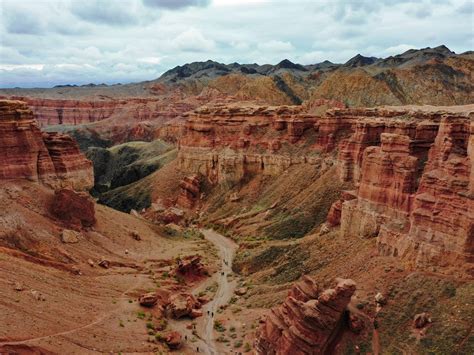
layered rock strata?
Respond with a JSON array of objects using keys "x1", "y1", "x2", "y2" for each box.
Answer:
[
  {"x1": 176, "y1": 175, "x2": 201, "y2": 208},
  {"x1": 0, "y1": 100, "x2": 93, "y2": 191},
  {"x1": 335, "y1": 108, "x2": 473, "y2": 271},
  {"x1": 177, "y1": 104, "x2": 328, "y2": 184},
  {"x1": 255, "y1": 277, "x2": 356, "y2": 355},
  {"x1": 176, "y1": 102, "x2": 473, "y2": 271},
  {"x1": 2, "y1": 96, "x2": 195, "y2": 127},
  {"x1": 377, "y1": 116, "x2": 473, "y2": 267},
  {"x1": 43, "y1": 132, "x2": 94, "y2": 191}
]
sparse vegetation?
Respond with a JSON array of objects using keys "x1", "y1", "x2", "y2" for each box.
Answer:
[
  {"x1": 137, "y1": 311, "x2": 146, "y2": 319},
  {"x1": 234, "y1": 339, "x2": 243, "y2": 348},
  {"x1": 214, "y1": 320, "x2": 226, "y2": 332}
]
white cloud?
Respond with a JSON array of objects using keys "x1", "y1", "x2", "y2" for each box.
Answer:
[
  {"x1": 383, "y1": 44, "x2": 417, "y2": 56},
  {"x1": 139, "y1": 57, "x2": 165, "y2": 64},
  {"x1": 258, "y1": 40, "x2": 294, "y2": 52},
  {"x1": 173, "y1": 28, "x2": 216, "y2": 52}
]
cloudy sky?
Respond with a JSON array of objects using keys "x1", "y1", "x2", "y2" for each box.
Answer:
[{"x1": 0, "y1": 0, "x2": 472, "y2": 88}]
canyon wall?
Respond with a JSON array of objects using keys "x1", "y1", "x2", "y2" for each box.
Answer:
[
  {"x1": 2, "y1": 96, "x2": 196, "y2": 127},
  {"x1": 176, "y1": 103, "x2": 337, "y2": 184},
  {"x1": 175, "y1": 102, "x2": 473, "y2": 272},
  {"x1": 0, "y1": 100, "x2": 93, "y2": 191},
  {"x1": 329, "y1": 107, "x2": 473, "y2": 273}
]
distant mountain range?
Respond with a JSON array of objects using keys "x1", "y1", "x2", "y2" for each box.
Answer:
[
  {"x1": 158, "y1": 45, "x2": 463, "y2": 82},
  {"x1": 1, "y1": 45, "x2": 472, "y2": 107},
  {"x1": 154, "y1": 45, "x2": 473, "y2": 106}
]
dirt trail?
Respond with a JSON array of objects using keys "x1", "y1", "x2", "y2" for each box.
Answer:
[
  {"x1": 172, "y1": 229, "x2": 238, "y2": 355},
  {"x1": 200, "y1": 229, "x2": 238, "y2": 354}
]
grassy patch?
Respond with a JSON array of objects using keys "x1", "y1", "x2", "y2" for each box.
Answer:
[{"x1": 377, "y1": 273, "x2": 474, "y2": 354}]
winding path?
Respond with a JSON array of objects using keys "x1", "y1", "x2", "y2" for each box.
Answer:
[
  {"x1": 2, "y1": 229, "x2": 238, "y2": 354},
  {"x1": 171, "y1": 229, "x2": 238, "y2": 354},
  {"x1": 199, "y1": 229, "x2": 238, "y2": 355}
]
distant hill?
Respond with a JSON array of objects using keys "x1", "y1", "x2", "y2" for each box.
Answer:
[{"x1": 1, "y1": 45, "x2": 472, "y2": 107}]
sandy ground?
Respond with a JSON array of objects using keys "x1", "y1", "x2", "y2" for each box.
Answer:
[{"x1": 0, "y1": 182, "x2": 217, "y2": 354}]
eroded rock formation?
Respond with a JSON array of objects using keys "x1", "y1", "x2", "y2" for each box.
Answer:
[
  {"x1": 0, "y1": 100, "x2": 93, "y2": 191},
  {"x1": 176, "y1": 102, "x2": 473, "y2": 272},
  {"x1": 176, "y1": 175, "x2": 201, "y2": 208},
  {"x1": 332, "y1": 107, "x2": 473, "y2": 272},
  {"x1": 177, "y1": 103, "x2": 338, "y2": 184},
  {"x1": 43, "y1": 132, "x2": 94, "y2": 191},
  {"x1": 255, "y1": 277, "x2": 356, "y2": 355},
  {"x1": 51, "y1": 189, "x2": 96, "y2": 229},
  {"x1": 2, "y1": 96, "x2": 194, "y2": 127}
]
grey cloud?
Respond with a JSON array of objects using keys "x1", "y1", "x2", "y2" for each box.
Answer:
[
  {"x1": 70, "y1": 0, "x2": 141, "y2": 26},
  {"x1": 412, "y1": 6, "x2": 432, "y2": 18},
  {"x1": 4, "y1": 8, "x2": 44, "y2": 34},
  {"x1": 142, "y1": 0, "x2": 211, "y2": 9},
  {"x1": 456, "y1": 1, "x2": 473, "y2": 14}
]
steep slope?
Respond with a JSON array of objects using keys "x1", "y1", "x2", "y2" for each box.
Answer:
[
  {"x1": 0, "y1": 100, "x2": 93, "y2": 191},
  {"x1": 86, "y1": 139, "x2": 175, "y2": 194},
  {"x1": 0, "y1": 100, "x2": 218, "y2": 354}
]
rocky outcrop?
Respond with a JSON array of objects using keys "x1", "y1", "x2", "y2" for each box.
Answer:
[
  {"x1": 326, "y1": 190, "x2": 357, "y2": 227},
  {"x1": 43, "y1": 132, "x2": 93, "y2": 191},
  {"x1": 2, "y1": 96, "x2": 194, "y2": 127},
  {"x1": 0, "y1": 100, "x2": 93, "y2": 191},
  {"x1": 255, "y1": 277, "x2": 356, "y2": 355},
  {"x1": 51, "y1": 189, "x2": 96, "y2": 229},
  {"x1": 378, "y1": 115, "x2": 474, "y2": 268},
  {"x1": 165, "y1": 293, "x2": 202, "y2": 319},
  {"x1": 176, "y1": 175, "x2": 201, "y2": 208},
  {"x1": 0, "y1": 100, "x2": 58, "y2": 186},
  {"x1": 176, "y1": 102, "x2": 473, "y2": 271},
  {"x1": 173, "y1": 255, "x2": 206, "y2": 277}
]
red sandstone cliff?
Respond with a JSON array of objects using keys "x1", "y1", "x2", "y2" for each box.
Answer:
[
  {"x1": 176, "y1": 103, "x2": 340, "y2": 184},
  {"x1": 328, "y1": 107, "x2": 473, "y2": 273},
  {"x1": 0, "y1": 100, "x2": 93, "y2": 191},
  {"x1": 255, "y1": 277, "x2": 356, "y2": 354},
  {"x1": 175, "y1": 102, "x2": 473, "y2": 272}
]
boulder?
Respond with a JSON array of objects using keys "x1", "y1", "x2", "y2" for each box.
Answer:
[
  {"x1": 164, "y1": 331, "x2": 182, "y2": 350},
  {"x1": 414, "y1": 312, "x2": 432, "y2": 328},
  {"x1": 166, "y1": 293, "x2": 201, "y2": 319},
  {"x1": 139, "y1": 292, "x2": 159, "y2": 307},
  {"x1": 190, "y1": 309, "x2": 203, "y2": 318},
  {"x1": 51, "y1": 189, "x2": 96, "y2": 229},
  {"x1": 98, "y1": 259, "x2": 110, "y2": 269},
  {"x1": 175, "y1": 255, "x2": 206, "y2": 277},
  {"x1": 235, "y1": 287, "x2": 248, "y2": 296},
  {"x1": 60, "y1": 229, "x2": 81, "y2": 244},
  {"x1": 375, "y1": 292, "x2": 387, "y2": 305}
]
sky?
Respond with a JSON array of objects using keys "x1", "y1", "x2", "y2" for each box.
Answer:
[{"x1": 0, "y1": 0, "x2": 472, "y2": 88}]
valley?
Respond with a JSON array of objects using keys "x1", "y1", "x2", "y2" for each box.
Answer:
[{"x1": 0, "y1": 45, "x2": 473, "y2": 355}]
